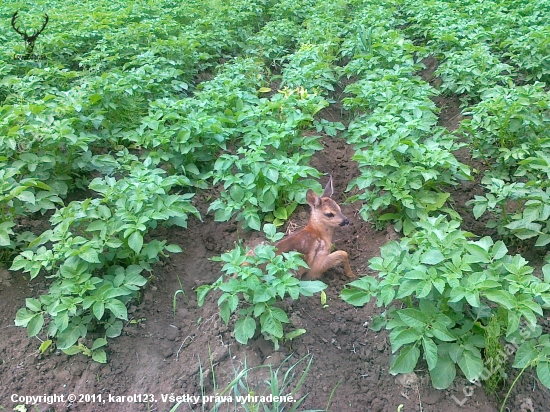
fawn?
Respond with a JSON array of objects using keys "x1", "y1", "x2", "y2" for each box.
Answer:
[{"x1": 274, "y1": 177, "x2": 356, "y2": 280}]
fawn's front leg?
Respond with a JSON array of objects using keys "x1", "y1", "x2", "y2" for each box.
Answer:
[{"x1": 306, "y1": 250, "x2": 356, "y2": 280}]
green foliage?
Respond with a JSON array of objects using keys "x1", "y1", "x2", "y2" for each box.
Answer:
[
  {"x1": 282, "y1": 44, "x2": 338, "y2": 93},
  {"x1": 401, "y1": 0, "x2": 550, "y2": 91},
  {"x1": 484, "y1": 315, "x2": 505, "y2": 394},
  {"x1": 204, "y1": 86, "x2": 327, "y2": 229},
  {"x1": 435, "y1": 44, "x2": 513, "y2": 101},
  {"x1": 2, "y1": 0, "x2": 359, "y2": 359},
  {"x1": 460, "y1": 83, "x2": 550, "y2": 176},
  {"x1": 467, "y1": 177, "x2": 550, "y2": 247},
  {"x1": 10, "y1": 155, "x2": 193, "y2": 357},
  {"x1": 460, "y1": 83, "x2": 550, "y2": 246},
  {"x1": 197, "y1": 225, "x2": 326, "y2": 349},
  {"x1": 342, "y1": 68, "x2": 470, "y2": 232},
  {"x1": 341, "y1": 215, "x2": 550, "y2": 390},
  {"x1": 246, "y1": 19, "x2": 300, "y2": 65}
]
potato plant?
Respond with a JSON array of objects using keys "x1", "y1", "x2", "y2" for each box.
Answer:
[
  {"x1": 11, "y1": 155, "x2": 197, "y2": 358},
  {"x1": 197, "y1": 225, "x2": 326, "y2": 349},
  {"x1": 342, "y1": 215, "x2": 550, "y2": 390},
  {"x1": 340, "y1": 15, "x2": 471, "y2": 233},
  {"x1": 339, "y1": 0, "x2": 550, "y2": 395}
]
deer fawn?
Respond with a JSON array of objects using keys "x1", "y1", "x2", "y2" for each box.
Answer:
[{"x1": 274, "y1": 177, "x2": 356, "y2": 280}]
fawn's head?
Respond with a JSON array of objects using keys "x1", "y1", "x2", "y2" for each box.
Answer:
[{"x1": 306, "y1": 176, "x2": 349, "y2": 229}]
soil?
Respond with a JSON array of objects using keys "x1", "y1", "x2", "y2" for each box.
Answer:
[{"x1": 2, "y1": 70, "x2": 550, "y2": 412}]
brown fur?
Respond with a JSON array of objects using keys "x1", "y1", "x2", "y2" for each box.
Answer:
[{"x1": 274, "y1": 178, "x2": 356, "y2": 280}]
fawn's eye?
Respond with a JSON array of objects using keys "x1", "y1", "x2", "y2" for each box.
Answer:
[{"x1": 325, "y1": 212, "x2": 334, "y2": 218}]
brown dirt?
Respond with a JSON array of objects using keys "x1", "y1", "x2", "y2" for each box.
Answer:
[{"x1": 1, "y1": 92, "x2": 549, "y2": 412}]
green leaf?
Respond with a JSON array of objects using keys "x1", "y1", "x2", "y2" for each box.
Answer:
[
  {"x1": 431, "y1": 324, "x2": 456, "y2": 342},
  {"x1": 491, "y1": 241, "x2": 508, "y2": 260},
  {"x1": 380, "y1": 286, "x2": 396, "y2": 306},
  {"x1": 285, "y1": 329, "x2": 306, "y2": 341},
  {"x1": 465, "y1": 244, "x2": 490, "y2": 263},
  {"x1": 227, "y1": 294, "x2": 239, "y2": 313},
  {"x1": 92, "y1": 338, "x2": 108, "y2": 351},
  {"x1": 391, "y1": 328, "x2": 421, "y2": 353},
  {"x1": 105, "y1": 299, "x2": 128, "y2": 320},
  {"x1": 16, "y1": 190, "x2": 35, "y2": 204},
  {"x1": 230, "y1": 185, "x2": 245, "y2": 203},
  {"x1": 397, "y1": 280, "x2": 419, "y2": 299},
  {"x1": 62, "y1": 345, "x2": 83, "y2": 355},
  {"x1": 429, "y1": 355, "x2": 456, "y2": 389},
  {"x1": 15, "y1": 308, "x2": 36, "y2": 327},
  {"x1": 465, "y1": 291, "x2": 481, "y2": 308},
  {"x1": 26, "y1": 298, "x2": 42, "y2": 312},
  {"x1": 79, "y1": 247, "x2": 101, "y2": 263},
  {"x1": 271, "y1": 307, "x2": 290, "y2": 323},
  {"x1": 10, "y1": 256, "x2": 28, "y2": 271},
  {"x1": 260, "y1": 311, "x2": 284, "y2": 339},
  {"x1": 92, "y1": 348, "x2": 107, "y2": 363},
  {"x1": 234, "y1": 317, "x2": 257, "y2": 345},
  {"x1": 93, "y1": 301, "x2": 105, "y2": 320},
  {"x1": 472, "y1": 203, "x2": 487, "y2": 219},
  {"x1": 214, "y1": 207, "x2": 233, "y2": 222},
  {"x1": 537, "y1": 361, "x2": 550, "y2": 389},
  {"x1": 253, "y1": 284, "x2": 274, "y2": 303},
  {"x1": 397, "y1": 309, "x2": 429, "y2": 328},
  {"x1": 27, "y1": 314, "x2": 44, "y2": 337},
  {"x1": 423, "y1": 337, "x2": 438, "y2": 371},
  {"x1": 128, "y1": 231, "x2": 143, "y2": 254},
  {"x1": 457, "y1": 349, "x2": 484, "y2": 382},
  {"x1": 265, "y1": 168, "x2": 279, "y2": 183},
  {"x1": 341, "y1": 287, "x2": 371, "y2": 306},
  {"x1": 421, "y1": 249, "x2": 445, "y2": 265},
  {"x1": 507, "y1": 312, "x2": 520, "y2": 337},
  {"x1": 57, "y1": 327, "x2": 81, "y2": 350},
  {"x1": 484, "y1": 290, "x2": 516, "y2": 310},
  {"x1": 273, "y1": 207, "x2": 288, "y2": 220},
  {"x1": 298, "y1": 280, "x2": 327, "y2": 296},
  {"x1": 86, "y1": 220, "x2": 106, "y2": 232},
  {"x1": 416, "y1": 281, "x2": 433, "y2": 298},
  {"x1": 165, "y1": 244, "x2": 183, "y2": 253},
  {"x1": 106, "y1": 321, "x2": 123, "y2": 338},
  {"x1": 246, "y1": 212, "x2": 261, "y2": 231},
  {"x1": 535, "y1": 234, "x2": 550, "y2": 247},
  {"x1": 39, "y1": 339, "x2": 53, "y2": 354},
  {"x1": 390, "y1": 345, "x2": 420, "y2": 375},
  {"x1": 196, "y1": 284, "x2": 213, "y2": 307},
  {"x1": 220, "y1": 301, "x2": 230, "y2": 324},
  {"x1": 513, "y1": 341, "x2": 538, "y2": 369}
]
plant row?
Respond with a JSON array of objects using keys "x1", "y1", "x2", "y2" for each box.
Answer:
[
  {"x1": 195, "y1": 0, "x2": 360, "y2": 348},
  {"x1": 339, "y1": 2, "x2": 470, "y2": 233},
  {"x1": 400, "y1": 0, "x2": 550, "y2": 248},
  {"x1": 338, "y1": 0, "x2": 550, "y2": 393}
]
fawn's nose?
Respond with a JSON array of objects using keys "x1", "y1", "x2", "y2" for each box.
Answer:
[{"x1": 340, "y1": 218, "x2": 349, "y2": 227}]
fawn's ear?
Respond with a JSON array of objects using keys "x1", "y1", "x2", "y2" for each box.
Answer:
[
  {"x1": 321, "y1": 176, "x2": 334, "y2": 198},
  {"x1": 306, "y1": 189, "x2": 321, "y2": 209}
]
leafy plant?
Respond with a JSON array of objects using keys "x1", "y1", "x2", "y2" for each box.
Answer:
[
  {"x1": 341, "y1": 215, "x2": 550, "y2": 390},
  {"x1": 281, "y1": 44, "x2": 338, "y2": 93},
  {"x1": 342, "y1": 70, "x2": 470, "y2": 232},
  {"x1": 459, "y1": 83, "x2": 550, "y2": 177},
  {"x1": 467, "y1": 177, "x2": 550, "y2": 247},
  {"x1": 11, "y1": 155, "x2": 196, "y2": 357},
  {"x1": 197, "y1": 224, "x2": 326, "y2": 348},
  {"x1": 435, "y1": 44, "x2": 513, "y2": 101}
]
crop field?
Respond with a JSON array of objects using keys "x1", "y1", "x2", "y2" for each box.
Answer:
[{"x1": 1, "y1": 0, "x2": 550, "y2": 411}]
